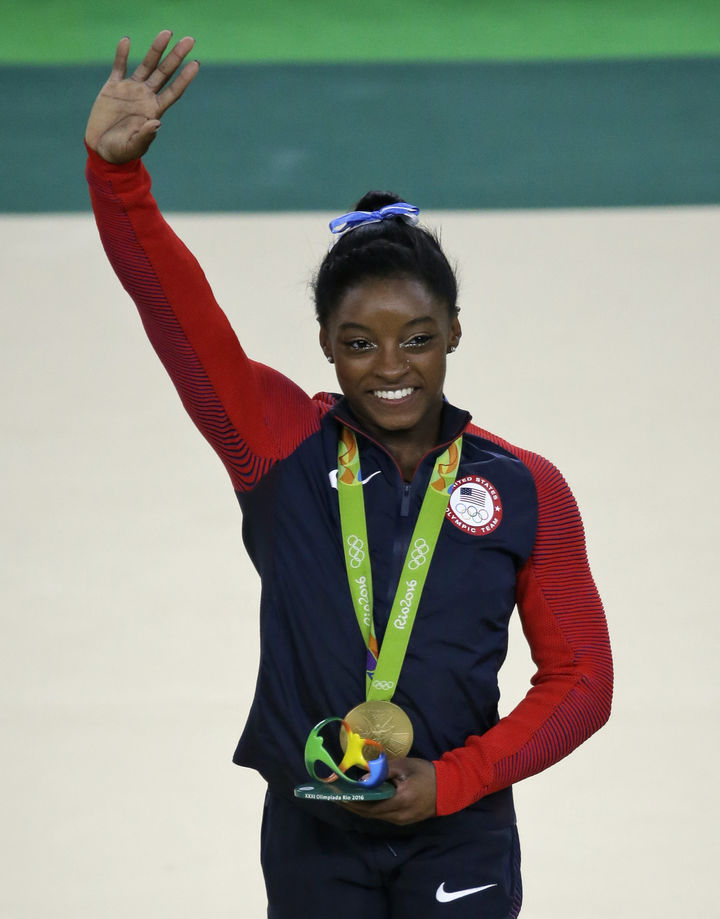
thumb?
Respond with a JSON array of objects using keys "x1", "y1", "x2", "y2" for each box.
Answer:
[{"x1": 97, "y1": 118, "x2": 162, "y2": 163}]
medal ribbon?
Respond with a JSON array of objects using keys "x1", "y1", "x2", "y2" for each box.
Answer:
[{"x1": 337, "y1": 427, "x2": 462, "y2": 701}]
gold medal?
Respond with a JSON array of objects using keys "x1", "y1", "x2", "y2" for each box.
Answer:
[{"x1": 340, "y1": 700, "x2": 414, "y2": 760}]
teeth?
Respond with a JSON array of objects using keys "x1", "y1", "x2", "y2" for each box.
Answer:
[{"x1": 374, "y1": 387, "x2": 414, "y2": 401}]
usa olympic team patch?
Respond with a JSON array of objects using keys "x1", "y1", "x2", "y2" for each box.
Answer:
[{"x1": 446, "y1": 475, "x2": 503, "y2": 535}]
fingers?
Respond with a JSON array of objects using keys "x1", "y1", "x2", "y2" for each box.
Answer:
[
  {"x1": 132, "y1": 29, "x2": 174, "y2": 83},
  {"x1": 109, "y1": 36, "x2": 131, "y2": 82},
  {"x1": 386, "y1": 759, "x2": 409, "y2": 782},
  {"x1": 338, "y1": 758, "x2": 437, "y2": 825},
  {"x1": 132, "y1": 29, "x2": 195, "y2": 93},
  {"x1": 125, "y1": 31, "x2": 198, "y2": 112},
  {"x1": 146, "y1": 35, "x2": 197, "y2": 92},
  {"x1": 157, "y1": 57, "x2": 200, "y2": 113}
]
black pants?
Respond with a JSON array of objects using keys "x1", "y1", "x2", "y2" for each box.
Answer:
[{"x1": 261, "y1": 792, "x2": 522, "y2": 918}]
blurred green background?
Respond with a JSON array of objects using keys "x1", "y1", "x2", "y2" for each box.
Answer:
[
  {"x1": 5, "y1": 0, "x2": 720, "y2": 62},
  {"x1": 2, "y1": 0, "x2": 719, "y2": 209}
]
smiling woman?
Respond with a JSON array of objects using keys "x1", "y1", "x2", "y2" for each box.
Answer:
[
  {"x1": 315, "y1": 190, "x2": 461, "y2": 478},
  {"x1": 84, "y1": 30, "x2": 612, "y2": 919},
  {"x1": 319, "y1": 275, "x2": 460, "y2": 481}
]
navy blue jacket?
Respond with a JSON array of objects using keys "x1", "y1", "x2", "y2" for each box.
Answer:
[{"x1": 87, "y1": 150, "x2": 613, "y2": 829}]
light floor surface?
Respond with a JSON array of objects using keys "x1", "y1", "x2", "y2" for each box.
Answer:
[{"x1": 2, "y1": 206, "x2": 718, "y2": 917}]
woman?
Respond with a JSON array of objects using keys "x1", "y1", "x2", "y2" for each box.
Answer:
[{"x1": 85, "y1": 31, "x2": 612, "y2": 919}]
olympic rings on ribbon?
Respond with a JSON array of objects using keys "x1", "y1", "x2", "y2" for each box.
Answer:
[
  {"x1": 346, "y1": 534, "x2": 366, "y2": 568},
  {"x1": 408, "y1": 538, "x2": 430, "y2": 570}
]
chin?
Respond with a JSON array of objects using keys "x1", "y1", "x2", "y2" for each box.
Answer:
[{"x1": 366, "y1": 407, "x2": 427, "y2": 437}]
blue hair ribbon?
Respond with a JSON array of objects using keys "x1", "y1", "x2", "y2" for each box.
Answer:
[{"x1": 329, "y1": 203, "x2": 420, "y2": 236}]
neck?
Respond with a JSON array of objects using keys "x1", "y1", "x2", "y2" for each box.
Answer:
[
  {"x1": 338, "y1": 399, "x2": 447, "y2": 481},
  {"x1": 366, "y1": 416, "x2": 444, "y2": 482},
  {"x1": 384, "y1": 439, "x2": 430, "y2": 482}
]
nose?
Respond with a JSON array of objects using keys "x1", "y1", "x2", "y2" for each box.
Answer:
[{"x1": 376, "y1": 344, "x2": 409, "y2": 380}]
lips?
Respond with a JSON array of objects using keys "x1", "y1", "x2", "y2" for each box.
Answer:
[{"x1": 373, "y1": 387, "x2": 416, "y2": 402}]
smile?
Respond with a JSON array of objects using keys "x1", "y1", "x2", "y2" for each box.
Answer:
[{"x1": 373, "y1": 387, "x2": 415, "y2": 401}]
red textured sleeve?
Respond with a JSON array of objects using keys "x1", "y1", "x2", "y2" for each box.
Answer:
[
  {"x1": 85, "y1": 147, "x2": 322, "y2": 491},
  {"x1": 433, "y1": 445, "x2": 613, "y2": 816}
]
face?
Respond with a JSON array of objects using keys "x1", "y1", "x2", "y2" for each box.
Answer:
[{"x1": 319, "y1": 276, "x2": 461, "y2": 447}]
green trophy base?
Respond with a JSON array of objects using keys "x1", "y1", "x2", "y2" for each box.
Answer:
[{"x1": 293, "y1": 779, "x2": 395, "y2": 802}]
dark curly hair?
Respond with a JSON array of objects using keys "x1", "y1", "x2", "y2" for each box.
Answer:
[{"x1": 313, "y1": 191, "x2": 459, "y2": 326}]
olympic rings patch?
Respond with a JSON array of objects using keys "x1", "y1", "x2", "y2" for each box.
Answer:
[{"x1": 446, "y1": 476, "x2": 503, "y2": 535}]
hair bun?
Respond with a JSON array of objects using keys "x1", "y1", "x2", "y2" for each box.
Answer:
[
  {"x1": 353, "y1": 190, "x2": 404, "y2": 211},
  {"x1": 314, "y1": 189, "x2": 458, "y2": 326}
]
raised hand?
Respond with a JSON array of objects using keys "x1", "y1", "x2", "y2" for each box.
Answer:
[{"x1": 85, "y1": 30, "x2": 199, "y2": 164}]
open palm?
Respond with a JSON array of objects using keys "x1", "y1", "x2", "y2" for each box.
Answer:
[{"x1": 85, "y1": 30, "x2": 199, "y2": 163}]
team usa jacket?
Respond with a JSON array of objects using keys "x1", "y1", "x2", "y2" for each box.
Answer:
[{"x1": 86, "y1": 148, "x2": 613, "y2": 830}]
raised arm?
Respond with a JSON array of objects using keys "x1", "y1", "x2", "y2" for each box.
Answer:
[{"x1": 86, "y1": 33, "x2": 322, "y2": 492}]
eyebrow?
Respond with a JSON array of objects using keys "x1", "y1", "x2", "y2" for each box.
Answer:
[{"x1": 337, "y1": 315, "x2": 439, "y2": 333}]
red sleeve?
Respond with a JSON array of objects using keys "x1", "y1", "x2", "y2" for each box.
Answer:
[
  {"x1": 433, "y1": 436, "x2": 613, "y2": 816},
  {"x1": 85, "y1": 146, "x2": 322, "y2": 491}
]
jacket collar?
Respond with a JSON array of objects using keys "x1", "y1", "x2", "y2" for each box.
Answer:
[{"x1": 320, "y1": 393, "x2": 471, "y2": 452}]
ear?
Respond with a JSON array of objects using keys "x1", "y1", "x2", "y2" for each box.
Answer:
[
  {"x1": 447, "y1": 316, "x2": 462, "y2": 352},
  {"x1": 318, "y1": 326, "x2": 333, "y2": 363}
]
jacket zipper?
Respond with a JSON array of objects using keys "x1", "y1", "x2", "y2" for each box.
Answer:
[{"x1": 400, "y1": 482, "x2": 412, "y2": 517}]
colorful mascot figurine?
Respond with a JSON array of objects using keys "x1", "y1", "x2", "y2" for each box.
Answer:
[{"x1": 294, "y1": 717, "x2": 395, "y2": 801}]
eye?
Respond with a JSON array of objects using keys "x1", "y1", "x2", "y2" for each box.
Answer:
[
  {"x1": 401, "y1": 334, "x2": 434, "y2": 349},
  {"x1": 345, "y1": 338, "x2": 376, "y2": 352}
]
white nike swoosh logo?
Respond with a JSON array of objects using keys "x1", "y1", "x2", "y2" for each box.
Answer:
[
  {"x1": 328, "y1": 469, "x2": 382, "y2": 490},
  {"x1": 435, "y1": 882, "x2": 497, "y2": 903},
  {"x1": 358, "y1": 470, "x2": 382, "y2": 484}
]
